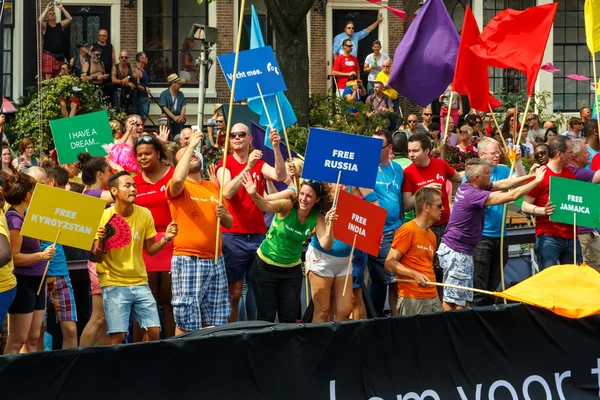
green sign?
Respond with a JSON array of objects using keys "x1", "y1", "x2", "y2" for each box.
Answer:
[
  {"x1": 50, "y1": 110, "x2": 114, "y2": 165},
  {"x1": 549, "y1": 176, "x2": 600, "y2": 229}
]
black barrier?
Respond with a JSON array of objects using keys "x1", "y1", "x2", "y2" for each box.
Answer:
[{"x1": 1, "y1": 304, "x2": 600, "y2": 399}]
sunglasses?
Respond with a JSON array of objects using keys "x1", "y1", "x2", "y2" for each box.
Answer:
[
  {"x1": 476, "y1": 120, "x2": 482, "y2": 124},
  {"x1": 408, "y1": 120, "x2": 417, "y2": 123},
  {"x1": 535, "y1": 150, "x2": 548, "y2": 156},
  {"x1": 428, "y1": 203, "x2": 443, "y2": 209},
  {"x1": 70, "y1": 162, "x2": 82, "y2": 169},
  {"x1": 423, "y1": 113, "x2": 432, "y2": 116},
  {"x1": 231, "y1": 131, "x2": 247, "y2": 138},
  {"x1": 120, "y1": 56, "x2": 129, "y2": 59},
  {"x1": 345, "y1": 44, "x2": 354, "y2": 48},
  {"x1": 136, "y1": 135, "x2": 154, "y2": 143},
  {"x1": 93, "y1": 53, "x2": 101, "y2": 56},
  {"x1": 526, "y1": 117, "x2": 536, "y2": 121},
  {"x1": 216, "y1": 120, "x2": 225, "y2": 123},
  {"x1": 303, "y1": 179, "x2": 323, "y2": 196},
  {"x1": 346, "y1": 27, "x2": 355, "y2": 30},
  {"x1": 460, "y1": 130, "x2": 470, "y2": 134}
]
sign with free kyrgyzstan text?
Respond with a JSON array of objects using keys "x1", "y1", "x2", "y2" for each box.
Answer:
[
  {"x1": 302, "y1": 128, "x2": 381, "y2": 188},
  {"x1": 549, "y1": 176, "x2": 600, "y2": 229},
  {"x1": 334, "y1": 190, "x2": 387, "y2": 255},
  {"x1": 20, "y1": 184, "x2": 107, "y2": 250},
  {"x1": 218, "y1": 46, "x2": 287, "y2": 101},
  {"x1": 50, "y1": 110, "x2": 114, "y2": 165}
]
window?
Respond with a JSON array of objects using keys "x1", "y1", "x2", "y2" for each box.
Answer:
[
  {"x1": 239, "y1": 0, "x2": 273, "y2": 51},
  {"x1": 484, "y1": 0, "x2": 535, "y2": 96},
  {"x1": 443, "y1": 0, "x2": 471, "y2": 33},
  {"x1": 143, "y1": 0, "x2": 208, "y2": 85},
  {"x1": 2, "y1": 0, "x2": 13, "y2": 99},
  {"x1": 553, "y1": 0, "x2": 593, "y2": 112}
]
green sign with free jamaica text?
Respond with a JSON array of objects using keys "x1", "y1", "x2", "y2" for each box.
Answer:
[
  {"x1": 50, "y1": 110, "x2": 114, "y2": 165},
  {"x1": 549, "y1": 176, "x2": 600, "y2": 229}
]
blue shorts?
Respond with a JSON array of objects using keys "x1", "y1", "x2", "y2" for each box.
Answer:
[
  {"x1": 171, "y1": 255, "x2": 230, "y2": 330},
  {"x1": 351, "y1": 229, "x2": 396, "y2": 289},
  {"x1": 438, "y1": 242, "x2": 474, "y2": 306},
  {"x1": 138, "y1": 96, "x2": 150, "y2": 118},
  {"x1": 222, "y1": 233, "x2": 264, "y2": 282},
  {"x1": 102, "y1": 284, "x2": 160, "y2": 334},
  {"x1": 0, "y1": 287, "x2": 16, "y2": 329},
  {"x1": 352, "y1": 249, "x2": 368, "y2": 289}
]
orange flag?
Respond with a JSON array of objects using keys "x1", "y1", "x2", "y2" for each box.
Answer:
[
  {"x1": 496, "y1": 264, "x2": 600, "y2": 318},
  {"x1": 452, "y1": 5, "x2": 502, "y2": 111}
]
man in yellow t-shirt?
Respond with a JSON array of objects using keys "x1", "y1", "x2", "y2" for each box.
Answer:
[
  {"x1": 376, "y1": 60, "x2": 398, "y2": 104},
  {"x1": 385, "y1": 186, "x2": 443, "y2": 316},
  {"x1": 0, "y1": 211, "x2": 16, "y2": 331},
  {"x1": 93, "y1": 171, "x2": 178, "y2": 345}
]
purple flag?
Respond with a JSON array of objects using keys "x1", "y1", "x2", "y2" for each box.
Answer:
[
  {"x1": 251, "y1": 122, "x2": 299, "y2": 192},
  {"x1": 388, "y1": 0, "x2": 460, "y2": 107}
]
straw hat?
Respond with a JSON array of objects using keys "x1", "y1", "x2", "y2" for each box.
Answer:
[{"x1": 167, "y1": 73, "x2": 183, "y2": 84}]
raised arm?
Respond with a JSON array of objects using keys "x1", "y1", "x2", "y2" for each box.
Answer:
[
  {"x1": 366, "y1": 13, "x2": 383, "y2": 33},
  {"x1": 490, "y1": 165, "x2": 539, "y2": 192},
  {"x1": 241, "y1": 172, "x2": 294, "y2": 214},
  {"x1": 314, "y1": 210, "x2": 336, "y2": 251},
  {"x1": 58, "y1": 3, "x2": 73, "y2": 28},
  {"x1": 485, "y1": 166, "x2": 546, "y2": 207},
  {"x1": 38, "y1": 3, "x2": 51, "y2": 28},
  {"x1": 261, "y1": 129, "x2": 286, "y2": 182},
  {"x1": 169, "y1": 130, "x2": 203, "y2": 198}
]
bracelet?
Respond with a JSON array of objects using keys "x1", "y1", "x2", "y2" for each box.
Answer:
[{"x1": 164, "y1": 236, "x2": 173, "y2": 243}]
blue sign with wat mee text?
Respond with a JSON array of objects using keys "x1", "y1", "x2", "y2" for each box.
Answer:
[
  {"x1": 302, "y1": 128, "x2": 381, "y2": 189},
  {"x1": 218, "y1": 46, "x2": 287, "y2": 101}
]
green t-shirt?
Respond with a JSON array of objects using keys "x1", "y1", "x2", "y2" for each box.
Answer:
[
  {"x1": 393, "y1": 158, "x2": 415, "y2": 223},
  {"x1": 258, "y1": 207, "x2": 318, "y2": 267}
]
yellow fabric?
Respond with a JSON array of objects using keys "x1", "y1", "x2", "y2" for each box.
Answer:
[
  {"x1": 0, "y1": 213, "x2": 15, "y2": 293},
  {"x1": 495, "y1": 264, "x2": 600, "y2": 318},
  {"x1": 586, "y1": 0, "x2": 600, "y2": 53},
  {"x1": 375, "y1": 71, "x2": 398, "y2": 100},
  {"x1": 95, "y1": 205, "x2": 157, "y2": 287}
]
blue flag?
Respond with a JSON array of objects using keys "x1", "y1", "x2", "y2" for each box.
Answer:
[
  {"x1": 388, "y1": 0, "x2": 460, "y2": 107},
  {"x1": 246, "y1": 5, "x2": 297, "y2": 149},
  {"x1": 251, "y1": 123, "x2": 299, "y2": 192}
]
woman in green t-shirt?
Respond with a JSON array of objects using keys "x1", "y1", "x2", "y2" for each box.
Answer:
[{"x1": 241, "y1": 173, "x2": 337, "y2": 323}]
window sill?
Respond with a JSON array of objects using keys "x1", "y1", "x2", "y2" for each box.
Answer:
[{"x1": 149, "y1": 87, "x2": 217, "y2": 98}]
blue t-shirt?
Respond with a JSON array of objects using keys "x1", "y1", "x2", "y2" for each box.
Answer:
[
  {"x1": 374, "y1": 162, "x2": 404, "y2": 232},
  {"x1": 461, "y1": 165, "x2": 510, "y2": 238},
  {"x1": 310, "y1": 237, "x2": 352, "y2": 257},
  {"x1": 40, "y1": 242, "x2": 68, "y2": 277},
  {"x1": 586, "y1": 145, "x2": 599, "y2": 170},
  {"x1": 159, "y1": 89, "x2": 187, "y2": 115},
  {"x1": 332, "y1": 30, "x2": 369, "y2": 57}
]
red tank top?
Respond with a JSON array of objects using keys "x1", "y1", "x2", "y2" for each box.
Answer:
[
  {"x1": 133, "y1": 167, "x2": 175, "y2": 232},
  {"x1": 216, "y1": 155, "x2": 266, "y2": 234}
]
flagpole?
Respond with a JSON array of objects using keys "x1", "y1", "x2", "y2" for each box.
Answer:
[
  {"x1": 574, "y1": 213, "x2": 577, "y2": 265},
  {"x1": 442, "y1": 90, "x2": 454, "y2": 144},
  {"x1": 395, "y1": 279, "x2": 494, "y2": 297},
  {"x1": 342, "y1": 234, "x2": 358, "y2": 297},
  {"x1": 37, "y1": 230, "x2": 61, "y2": 295},
  {"x1": 499, "y1": 95, "x2": 533, "y2": 300},
  {"x1": 326, "y1": 171, "x2": 342, "y2": 237},
  {"x1": 274, "y1": 95, "x2": 299, "y2": 193},
  {"x1": 593, "y1": 53, "x2": 600, "y2": 120},
  {"x1": 256, "y1": 83, "x2": 274, "y2": 130},
  {"x1": 488, "y1": 104, "x2": 508, "y2": 152},
  {"x1": 215, "y1": 0, "x2": 247, "y2": 265}
]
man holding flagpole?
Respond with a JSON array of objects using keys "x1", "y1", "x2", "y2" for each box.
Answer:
[{"x1": 216, "y1": 123, "x2": 286, "y2": 322}]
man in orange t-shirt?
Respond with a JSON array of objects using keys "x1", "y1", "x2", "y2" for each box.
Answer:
[
  {"x1": 167, "y1": 129, "x2": 233, "y2": 334},
  {"x1": 385, "y1": 187, "x2": 442, "y2": 315}
]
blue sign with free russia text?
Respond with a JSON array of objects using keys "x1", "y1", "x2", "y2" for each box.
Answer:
[
  {"x1": 302, "y1": 128, "x2": 381, "y2": 189},
  {"x1": 218, "y1": 46, "x2": 287, "y2": 101}
]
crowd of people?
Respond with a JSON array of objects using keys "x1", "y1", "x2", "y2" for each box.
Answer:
[{"x1": 0, "y1": 8, "x2": 595, "y2": 354}]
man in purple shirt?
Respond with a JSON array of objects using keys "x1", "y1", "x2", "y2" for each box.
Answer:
[
  {"x1": 567, "y1": 139, "x2": 600, "y2": 267},
  {"x1": 438, "y1": 158, "x2": 546, "y2": 311}
]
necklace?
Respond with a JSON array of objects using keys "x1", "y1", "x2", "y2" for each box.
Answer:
[{"x1": 378, "y1": 162, "x2": 396, "y2": 192}]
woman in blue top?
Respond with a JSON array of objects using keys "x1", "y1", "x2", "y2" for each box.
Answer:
[{"x1": 306, "y1": 183, "x2": 354, "y2": 322}]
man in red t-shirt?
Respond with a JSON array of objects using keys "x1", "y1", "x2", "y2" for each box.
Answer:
[
  {"x1": 402, "y1": 133, "x2": 463, "y2": 248},
  {"x1": 216, "y1": 123, "x2": 286, "y2": 322},
  {"x1": 521, "y1": 136, "x2": 581, "y2": 270},
  {"x1": 332, "y1": 39, "x2": 360, "y2": 97}
]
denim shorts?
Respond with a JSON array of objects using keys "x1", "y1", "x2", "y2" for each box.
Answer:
[
  {"x1": 222, "y1": 233, "x2": 264, "y2": 282},
  {"x1": 438, "y1": 242, "x2": 474, "y2": 306},
  {"x1": 102, "y1": 284, "x2": 160, "y2": 334}
]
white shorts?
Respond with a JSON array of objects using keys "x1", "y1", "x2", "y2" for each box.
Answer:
[{"x1": 305, "y1": 245, "x2": 350, "y2": 278}]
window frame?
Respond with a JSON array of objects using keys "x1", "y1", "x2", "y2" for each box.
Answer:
[
  {"x1": 3, "y1": 0, "x2": 13, "y2": 99},
  {"x1": 142, "y1": 0, "x2": 209, "y2": 87}
]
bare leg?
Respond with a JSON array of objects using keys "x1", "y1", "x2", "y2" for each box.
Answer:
[
  {"x1": 332, "y1": 275, "x2": 353, "y2": 322},
  {"x1": 351, "y1": 288, "x2": 366, "y2": 320},
  {"x1": 388, "y1": 284, "x2": 398, "y2": 317},
  {"x1": 80, "y1": 295, "x2": 107, "y2": 347},
  {"x1": 309, "y1": 272, "x2": 334, "y2": 323},
  {"x1": 227, "y1": 280, "x2": 243, "y2": 323},
  {"x1": 146, "y1": 327, "x2": 160, "y2": 341},
  {"x1": 4, "y1": 313, "x2": 33, "y2": 354},
  {"x1": 23, "y1": 310, "x2": 45, "y2": 353},
  {"x1": 60, "y1": 320, "x2": 78, "y2": 349},
  {"x1": 159, "y1": 272, "x2": 175, "y2": 338},
  {"x1": 108, "y1": 332, "x2": 125, "y2": 345}
]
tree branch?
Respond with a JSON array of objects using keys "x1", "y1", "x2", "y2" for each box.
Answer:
[
  {"x1": 262, "y1": 0, "x2": 292, "y2": 38},
  {"x1": 289, "y1": 0, "x2": 316, "y2": 28}
]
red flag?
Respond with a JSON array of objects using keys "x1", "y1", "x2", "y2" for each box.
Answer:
[
  {"x1": 470, "y1": 3, "x2": 558, "y2": 97},
  {"x1": 384, "y1": 6, "x2": 406, "y2": 21},
  {"x1": 452, "y1": 6, "x2": 502, "y2": 111}
]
